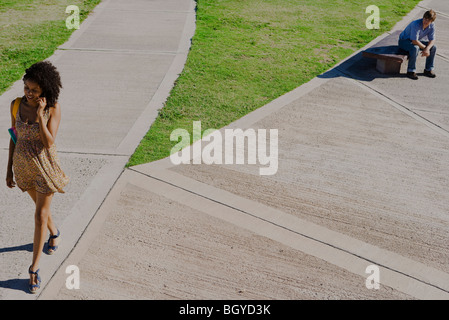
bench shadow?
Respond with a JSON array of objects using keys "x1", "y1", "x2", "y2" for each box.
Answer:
[
  {"x1": 318, "y1": 51, "x2": 409, "y2": 82},
  {"x1": 319, "y1": 30, "x2": 409, "y2": 81}
]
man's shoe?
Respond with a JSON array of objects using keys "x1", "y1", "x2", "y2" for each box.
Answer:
[
  {"x1": 407, "y1": 72, "x2": 418, "y2": 80},
  {"x1": 424, "y1": 69, "x2": 436, "y2": 78}
]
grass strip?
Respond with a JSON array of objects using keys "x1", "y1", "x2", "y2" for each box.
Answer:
[
  {"x1": 0, "y1": 0, "x2": 101, "y2": 94},
  {"x1": 127, "y1": 0, "x2": 420, "y2": 167}
]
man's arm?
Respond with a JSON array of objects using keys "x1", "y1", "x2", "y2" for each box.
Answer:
[
  {"x1": 425, "y1": 39, "x2": 435, "y2": 51},
  {"x1": 411, "y1": 40, "x2": 427, "y2": 50},
  {"x1": 413, "y1": 39, "x2": 435, "y2": 57}
]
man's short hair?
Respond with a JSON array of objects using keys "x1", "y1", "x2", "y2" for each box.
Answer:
[{"x1": 424, "y1": 9, "x2": 437, "y2": 22}]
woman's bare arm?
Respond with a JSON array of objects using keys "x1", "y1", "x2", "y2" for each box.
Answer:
[{"x1": 6, "y1": 99, "x2": 16, "y2": 188}]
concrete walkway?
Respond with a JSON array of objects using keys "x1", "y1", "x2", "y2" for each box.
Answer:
[
  {"x1": 0, "y1": 0, "x2": 195, "y2": 300},
  {"x1": 2, "y1": 0, "x2": 449, "y2": 300}
]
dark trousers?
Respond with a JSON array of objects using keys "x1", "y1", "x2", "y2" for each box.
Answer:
[{"x1": 398, "y1": 40, "x2": 436, "y2": 73}]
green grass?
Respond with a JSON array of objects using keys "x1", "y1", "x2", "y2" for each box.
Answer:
[
  {"x1": 126, "y1": 0, "x2": 420, "y2": 167},
  {"x1": 0, "y1": 0, "x2": 101, "y2": 94},
  {"x1": 0, "y1": 0, "x2": 420, "y2": 166}
]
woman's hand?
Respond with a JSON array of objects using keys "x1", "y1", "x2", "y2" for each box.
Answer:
[
  {"x1": 6, "y1": 170, "x2": 16, "y2": 188},
  {"x1": 36, "y1": 97, "x2": 47, "y2": 120}
]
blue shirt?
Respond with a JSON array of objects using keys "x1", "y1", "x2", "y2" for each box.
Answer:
[{"x1": 399, "y1": 19, "x2": 436, "y2": 41}]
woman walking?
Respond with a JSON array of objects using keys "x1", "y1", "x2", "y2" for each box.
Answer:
[{"x1": 5, "y1": 61, "x2": 69, "y2": 294}]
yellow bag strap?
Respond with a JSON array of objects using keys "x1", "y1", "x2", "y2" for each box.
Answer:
[{"x1": 12, "y1": 97, "x2": 21, "y2": 122}]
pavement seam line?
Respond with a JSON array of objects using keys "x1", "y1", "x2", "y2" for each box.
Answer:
[
  {"x1": 56, "y1": 48, "x2": 182, "y2": 55},
  {"x1": 105, "y1": 9, "x2": 195, "y2": 14},
  {"x1": 127, "y1": 167, "x2": 449, "y2": 295},
  {"x1": 0, "y1": 148, "x2": 130, "y2": 157},
  {"x1": 385, "y1": 30, "x2": 449, "y2": 62},
  {"x1": 416, "y1": 5, "x2": 449, "y2": 18},
  {"x1": 115, "y1": 2, "x2": 196, "y2": 156},
  {"x1": 335, "y1": 68, "x2": 449, "y2": 139},
  {"x1": 38, "y1": 168, "x2": 128, "y2": 299},
  {"x1": 57, "y1": 150, "x2": 130, "y2": 157}
]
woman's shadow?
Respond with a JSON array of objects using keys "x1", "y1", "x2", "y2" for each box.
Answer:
[{"x1": 0, "y1": 243, "x2": 33, "y2": 294}]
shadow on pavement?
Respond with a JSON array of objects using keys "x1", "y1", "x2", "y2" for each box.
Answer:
[
  {"x1": 318, "y1": 51, "x2": 409, "y2": 82},
  {"x1": 0, "y1": 244, "x2": 33, "y2": 294},
  {"x1": 319, "y1": 31, "x2": 410, "y2": 82},
  {"x1": 0, "y1": 278, "x2": 29, "y2": 294},
  {"x1": 0, "y1": 243, "x2": 33, "y2": 254}
]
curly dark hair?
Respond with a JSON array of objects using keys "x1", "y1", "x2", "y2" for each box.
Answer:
[{"x1": 22, "y1": 61, "x2": 62, "y2": 110}]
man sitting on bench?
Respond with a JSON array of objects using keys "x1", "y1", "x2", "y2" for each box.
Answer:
[{"x1": 398, "y1": 10, "x2": 437, "y2": 80}]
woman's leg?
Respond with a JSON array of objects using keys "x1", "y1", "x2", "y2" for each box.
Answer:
[
  {"x1": 27, "y1": 189, "x2": 37, "y2": 203},
  {"x1": 29, "y1": 191, "x2": 56, "y2": 287},
  {"x1": 27, "y1": 189, "x2": 58, "y2": 238}
]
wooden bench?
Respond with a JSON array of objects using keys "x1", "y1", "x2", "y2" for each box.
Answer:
[
  {"x1": 362, "y1": 46, "x2": 408, "y2": 74},
  {"x1": 362, "y1": 31, "x2": 408, "y2": 74}
]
